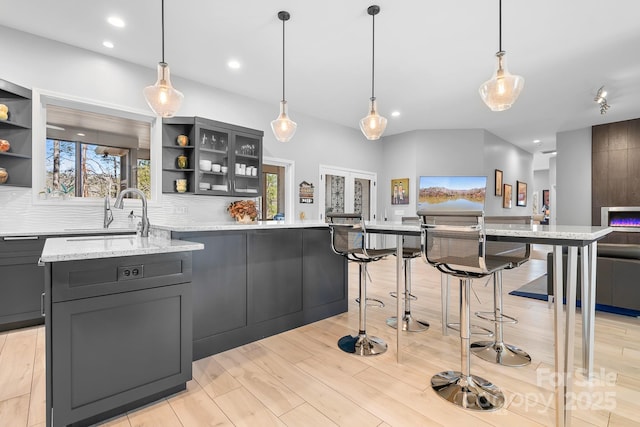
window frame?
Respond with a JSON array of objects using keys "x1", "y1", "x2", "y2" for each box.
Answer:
[{"x1": 31, "y1": 88, "x2": 161, "y2": 206}]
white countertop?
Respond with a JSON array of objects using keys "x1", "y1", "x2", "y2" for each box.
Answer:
[
  {"x1": 153, "y1": 220, "x2": 328, "y2": 232},
  {"x1": 40, "y1": 235, "x2": 204, "y2": 263},
  {"x1": 0, "y1": 227, "x2": 137, "y2": 238},
  {"x1": 365, "y1": 221, "x2": 613, "y2": 242}
]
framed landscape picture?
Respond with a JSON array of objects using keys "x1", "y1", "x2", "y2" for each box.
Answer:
[
  {"x1": 503, "y1": 183, "x2": 512, "y2": 208},
  {"x1": 495, "y1": 169, "x2": 503, "y2": 196},
  {"x1": 516, "y1": 181, "x2": 527, "y2": 207}
]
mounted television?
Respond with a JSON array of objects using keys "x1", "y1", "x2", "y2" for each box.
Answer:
[{"x1": 418, "y1": 175, "x2": 487, "y2": 211}]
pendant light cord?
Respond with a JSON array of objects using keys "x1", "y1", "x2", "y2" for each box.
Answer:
[
  {"x1": 371, "y1": 11, "x2": 376, "y2": 99},
  {"x1": 498, "y1": 0, "x2": 502, "y2": 52},
  {"x1": 282, "y1": 16, "x2": 286, "y2": 102},
  {"x1": 161, "y1": 0, "x2": 166, "y2": 63}
]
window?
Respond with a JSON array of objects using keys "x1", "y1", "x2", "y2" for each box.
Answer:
[
  {"x1": 45, "y1": 139, "x2": 129, "y2": 198},
  {"x1": 261, "y1": 164, "x2": 285, "y2": 220},
  {"x1": 43, "y1": 104, "x2": 152, "y2": 200}
]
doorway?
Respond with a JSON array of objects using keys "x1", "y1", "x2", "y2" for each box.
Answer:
[{"x1": 318, "y1": 165, "x2": 377, "y2": 222}]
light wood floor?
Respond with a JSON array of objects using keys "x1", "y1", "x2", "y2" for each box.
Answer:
[{"x1": 1, "y1": 246, "x2": 639, "y2": 426}]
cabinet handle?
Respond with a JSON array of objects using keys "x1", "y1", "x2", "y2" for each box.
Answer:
[
  {"x1": 41, "y1": 292, "x2": 45, "y2": 317},
  {"x1": 3, "y1": 236, "x2": 39, "y2": 241}
]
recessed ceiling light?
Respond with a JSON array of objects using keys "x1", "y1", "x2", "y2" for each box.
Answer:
[
  {"x1": 103, "y1": 40, "x2": 114, "y2": 49},
  {"x1": 391, "y1": 111, "x2": 400, "y2": 117},
  {"x1": 107, "y1": 16, "x2": 125, "y2": 28},
  {"x1": 533, "y1": 139, "x2": 541, "y2": 144},
  {"x1": 227, "y1": 60, "x2": 241, "y2": 70},
  {"x1": 77, "y1": 133, "x2": 86, "y2": 137}
]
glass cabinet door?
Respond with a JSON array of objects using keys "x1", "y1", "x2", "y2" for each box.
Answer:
[
  {"x1": 230, "y1": 132, "x2": 261, "y2": 196},
  {"x1": 195, "y1": 127, "x2": 230, "y2": 195}
]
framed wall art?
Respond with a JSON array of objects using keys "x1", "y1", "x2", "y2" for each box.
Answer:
[
  {"x1": 503, "y1": 183, "x2": 512, "y2": 209},
  {"x1": 516, "y1": 181, "x2": 527, "y2": 207},
  {"x1": 495, "y1": 169, "x2": 503, "y2": 196},
  {"x1": 391, "y1": 178, "x2": 409, "y2": 205}
]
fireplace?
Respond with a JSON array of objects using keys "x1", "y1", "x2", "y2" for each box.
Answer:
[{"x1": 601, "y1": 207, "x2": 640, "y2": 232}]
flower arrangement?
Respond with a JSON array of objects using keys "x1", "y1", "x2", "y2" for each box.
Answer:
[{"x1": 227, "y1": 199, "x2": 258, "y2": 222}]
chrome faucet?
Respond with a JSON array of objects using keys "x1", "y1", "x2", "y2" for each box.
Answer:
[
  {"x1": 103, "y1": 196, "x2": 114, "y2": 228},
  {"x1": 114, "y1": 188, "x2": 150, "y2": 237}
]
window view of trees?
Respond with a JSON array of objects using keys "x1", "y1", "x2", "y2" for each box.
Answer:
[
  {"x1": 264, "y1": 172, "x2": 279, "y2": 219},
  {"x1": 45, "y1": 139, "x2": 146, "y2": 199}
]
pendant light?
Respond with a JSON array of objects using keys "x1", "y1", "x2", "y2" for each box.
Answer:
[
  {"x1": 271, "y1": 11, "x2": 297, "y2": 142},
  {"x1": 360, "y1": 5, "x2": 387, "y2": 140},
  {"x1": 143, "y1": 0, "x2": 184, "y2": 118},
  {"x1": 479, "y1": 0, "x2": 524, "y2": 111}
]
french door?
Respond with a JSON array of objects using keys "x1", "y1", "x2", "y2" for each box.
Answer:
[{"x1": 319, "y1": 166, "x2": 377, "y2": 222}]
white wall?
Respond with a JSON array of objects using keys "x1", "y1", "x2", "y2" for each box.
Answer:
[
  {"x1": 0, "y1": 25, "x2": 382, "y2": 228},
  {"x1": 556, "y1": 128, "x2": 592, "y2": 225}
]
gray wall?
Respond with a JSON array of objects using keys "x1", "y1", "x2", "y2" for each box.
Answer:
[
  {"x1": 378, "y1": 129, "x2": 533, "y2": 220},
  {"x1": 556, "y1": 128, "x2": 592, "y2": 225}
]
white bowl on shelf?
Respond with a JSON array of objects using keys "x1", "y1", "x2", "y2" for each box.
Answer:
[
  {"x1": 199, "y1": 159, "x2": 212, "y2": 171},
  {"x1": 211, "y1": 163, "x2": 221, "y2": 172}
]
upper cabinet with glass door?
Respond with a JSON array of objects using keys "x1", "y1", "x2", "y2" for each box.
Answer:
[
  {"x1": 0, "y1": 79, "x2": 32, "y2": 187},
  {"x1": 162, "y1": 117, "x2": 263, "y2": 197}
]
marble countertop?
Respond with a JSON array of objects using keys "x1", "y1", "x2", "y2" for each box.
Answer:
[
  {"x1": 40, "y1": 235, "x2": 204, "y2": 263},
  {"x1": 0, "y1": 227, "x2": 136, "y2": 238},
  {"x1": 153, "y1": 220, "x2": 328, "y2": 232},
  {"x1": 365, "y1": 221, "x2": 613, "y2": 241}
]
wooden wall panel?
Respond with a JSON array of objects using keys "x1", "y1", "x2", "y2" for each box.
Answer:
[{"x1": 592, "y1": 118, "x2": 640, "y2": 243}]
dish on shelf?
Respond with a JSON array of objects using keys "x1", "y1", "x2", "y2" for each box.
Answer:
[
  {"x1": 199, "y1": 182, "x2": 211, "y2": 190},
  {"x1": 211, "y1": 184, "x2": 227, "y2": 191},
  {"x1": 211, "y1": 163, "x2": 221, "y2": 172},
  {"x1": 199, "y1": 159, "x2": 212, "y2": 171}
]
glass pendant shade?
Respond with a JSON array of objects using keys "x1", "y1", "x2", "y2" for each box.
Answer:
[
  {"x1": 359, "y1": 98, "x2": 387, "y2": 141},
  {"x1": 271, "y1": 100, "x2": 297, "y2": 142},
  {"x1": 479, "y1": 51, "x2": 524, "y2": 112},
  {"x1": 143, "y1": 62, "x2": 184, "y2": 118}
]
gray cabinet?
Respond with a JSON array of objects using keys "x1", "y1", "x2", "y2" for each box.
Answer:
[
  {"x1": 175, "y1": 227, "x2": 347, "y2": 360},
  {"x1": 0, "y1": 236, "x2": 45, "y2": 331},
  {"x1": 0, "y1": 79, "x2": 32, "y2": 187},
  {"x1": 45, "y1": 252, "x2": 193, "y2": 427},
  {"x1": 247, "y1": 229, "x2": 303, "y2": 323},
  {"x1": 162, "y1": 117, "x2": 263, "y2": 196},
  {"x1": 0, "y1": 232, "x2": 137, "y2": 332}
]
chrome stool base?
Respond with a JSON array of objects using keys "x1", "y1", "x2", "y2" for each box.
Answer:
[
  {"x1": 431, "y1": 371, "x2": 505, "y2": 411},
  {"x1": 386, "y1": 314, "x2": 429, "y2": 332},
  {"x1": 355, "y1": 297, "x2": 385, "y2": 308},
  {"x1": 470, "y1": 341, "x2": 531, "y2": 367},
  {"x1": 338, "y1": 334, "x2": 387, "y2": 356}
]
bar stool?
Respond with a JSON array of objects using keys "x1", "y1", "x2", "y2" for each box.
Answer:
[
  {"x1": 386, "y1": 216, "x2": 429, "y2": 332},
  {"x1": 327, "y1": 213, "x2": 396, "y2": 356},
  {"x1": 419, "y1": 210, "x2": 510, "y2": 411},
  {"x1": 471, "y1": 216, "x2": 532, "y2": 366}
]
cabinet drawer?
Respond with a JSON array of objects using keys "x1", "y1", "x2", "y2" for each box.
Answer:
[
  {"x1": 51, "y1": 252, "x2": 192, "y2": 302},
  {"x1": 0, "y1": 236, "x2": 45, "y2": 259}
]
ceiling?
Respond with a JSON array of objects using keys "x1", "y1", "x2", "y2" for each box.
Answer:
[{"x1": 1, "y1": 0, "x2": 639, "y2": 156}]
